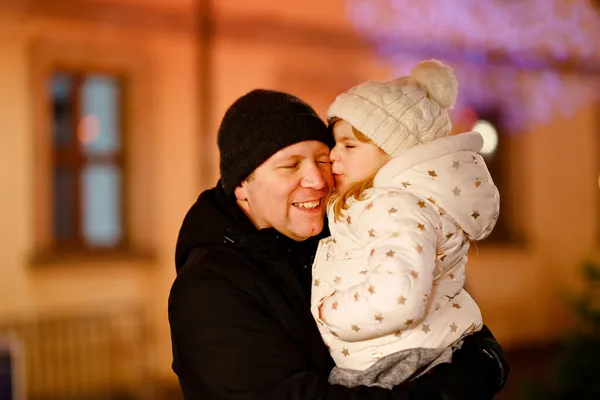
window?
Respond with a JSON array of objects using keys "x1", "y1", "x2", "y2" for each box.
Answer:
[
  {"x1": 50, "y1": 72, "x2": 126, "y2": 251},
  {"x1": 451, "y1": 107, "x2": 526, "y2": 245}
]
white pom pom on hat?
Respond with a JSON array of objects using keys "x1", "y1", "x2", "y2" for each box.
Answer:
[{"x1": 410, "y1": 59, "x2": 458, "y2": 109}]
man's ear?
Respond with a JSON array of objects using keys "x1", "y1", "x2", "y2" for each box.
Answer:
[{"x1": 234, "y1": 182, "x2": 248, "y2": 202}]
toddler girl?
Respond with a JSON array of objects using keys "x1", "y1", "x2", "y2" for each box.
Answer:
[{"x1": 311, "y1": 60, "x2": 500, "y2": 388}]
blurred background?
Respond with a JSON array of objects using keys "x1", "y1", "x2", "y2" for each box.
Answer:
[{"x1": 0, "y1": 0, "x2": 599, "y2": 399}]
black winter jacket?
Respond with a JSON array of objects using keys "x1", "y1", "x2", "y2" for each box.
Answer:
[{"x1": 169, "y1": 183, "x2": 508, "y2": 400}]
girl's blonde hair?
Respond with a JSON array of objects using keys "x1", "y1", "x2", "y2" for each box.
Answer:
[{"x1": 329, "y1": 118, "x2": 380, "y2": 222}]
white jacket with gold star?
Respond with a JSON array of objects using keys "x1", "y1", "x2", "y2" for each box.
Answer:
[{"x1": 311, "y1": 132, "x2": 499, "y2": 371}]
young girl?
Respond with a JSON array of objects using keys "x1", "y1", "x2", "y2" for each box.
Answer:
[{"x1": 310, "y1": 60, "x2": 500, "y2": 388}]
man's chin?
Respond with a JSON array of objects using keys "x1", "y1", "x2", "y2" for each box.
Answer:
[{"x1": 291, "y1": 222, "x2": 324, "y2": 241}]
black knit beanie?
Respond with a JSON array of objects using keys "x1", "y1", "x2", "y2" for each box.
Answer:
[{"x1": 218, "y1": 89, "x2": 334, "y2": 196}]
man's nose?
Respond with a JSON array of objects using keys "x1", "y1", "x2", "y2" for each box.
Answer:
[{"x1": 301, "y1": 164, "x2": 327, "y2": 190}]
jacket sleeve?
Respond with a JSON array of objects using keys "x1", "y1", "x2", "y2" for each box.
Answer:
[
  {"x1": 317, "y1": 193, "x2": 439, "y2": 342},
  {"x1": 168, "y1": 252, "x2": 441, "y2": 400}
]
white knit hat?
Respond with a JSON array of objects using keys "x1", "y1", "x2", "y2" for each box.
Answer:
[{"x1": 327, "y1": 60, "x2": 459, "y2": 157}]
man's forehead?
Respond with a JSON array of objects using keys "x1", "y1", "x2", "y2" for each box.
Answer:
[{"x1": 270, "y1": 141, "x2": 330, "y2": 161}]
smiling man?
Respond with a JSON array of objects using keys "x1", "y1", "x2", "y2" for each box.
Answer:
[{"x1": 168, "y1": 89, "x2": 508, "y2": 400}]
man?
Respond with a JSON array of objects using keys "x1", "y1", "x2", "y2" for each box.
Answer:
[{"x1": 169, "y1": 89, "x2": 508, "y2": 399}]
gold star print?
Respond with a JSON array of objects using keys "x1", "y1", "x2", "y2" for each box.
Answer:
[
  {"x1": 422, "y1": 324, "x2": 431, "y2": 334},
  {"x1": 353, "y1": 292, "x2": 360, "y2": 301},
  {"x1": 346, "y1": 215, "x2": 352, "y2": 224},
  {"x1": 475, "y1": 179, "x2": 482, "y2": 188},
  {"x1": 365, "y1": 202, "x2": 374, "y2": 210},
  {"x1": 325, "y1": 253, "x2": 330, "y2": 261},
  {"x1": 450, "y1": 323, "x2": 458, "y2": 333},
  {"x1": 314, "y1": 279, "x2": 321, "y2": 287},
  {"x1": 332, "y1": 238, "x2": 337, "y2": 244},
  {"x1": 428, "y1": 170, "x2": 438, "y2": 178},
  {"x1": 427, "y1": 196, "x2": 436, "y2": 204},
  {"x1": 369, "y1": 248, "x2": 375, "y2": 256},
  {"x1": 446, "y1": 233, "x2": 454, "y2": 239},
  {"x1": 332, "y1": 301, "x2": 339, "y2": 310},
  {"x1": 439, "y1": 209, "x2": 446, "y2": 216},
  {"x1": 394, "y1": 330, "x2": 403, "y2": 337},
  {"x1": 410, "y1": 270, "x2": 419, "y2": 279},
  {"x1": 386, "y1": 250, "x2": 395, "y2": 258},
  {"x1": 452, "y1": 187, "x2": 461, "y2": 196},
  {"x1": 402, "y1": 181, "x2": 411, "y2": 188},
  {"x1": 417, "y1": 223, "x2": 425, "y2": 231},
  {"x1": 391, "y1": 231, "x2": 400, "y2": 237},
  {"x1": 439, "y1": 253, "x2": 447, "y2": 261},
  {"x1": 388, "y1": 207, "x2": 398, "y2": 215},
  {"x1": 471, "y1": 210, "x2": 480, "y2": 219},
  {"x1": 449, "y1": 273, "x2": 455, "y2": 279},
  {"x1": 333, "y1": 276, "x2": 342, "y2": 284},
  {"x1": 351, "y1": 324, "x2": 361, "y2": 332},
  {"x1": 341, "y1": 348, "x2": 350, "y2": 357},
  {"x1": 405, "y1": 319, "x2": 414, "y2": 327},
  {"x1": 359, "y1": 269, "x2": 368, "y2": 275},
  {"x1": 416, "y1": 245, "x2": 424, "y2": 254},
  {"x1": 452, "y1": 303, "x2": 462, "y2": 309},
  {"x1": 374, "y1": 314, "x2": 384, "y2": 323},
  {"x1": 417, "y1": 200, "x2": 426, "y2": 208},
  {"x1": 368, "y1": 229, "x2": 376, "y2": 238},
  {"x1": 397, "y1": 296, "x2": 407, "y2": 305},
  {"x1": 452, "y1": 160, "x2": 460, "y2": 169},
  {"x1": 368, "y1": 285, "x2": 376, "y2": 295},
  {"x1": 472, "y1": 155, "x2": 478, "y2": 162}
]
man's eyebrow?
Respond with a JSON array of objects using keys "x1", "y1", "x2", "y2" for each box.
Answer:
[{"x1": 273, "y1": 154, "x2": 303, "y2": 163}]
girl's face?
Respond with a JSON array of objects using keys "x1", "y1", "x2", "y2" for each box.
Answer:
[{"x1": 329, "y1": 119, "x2": 391, "y2": 194}]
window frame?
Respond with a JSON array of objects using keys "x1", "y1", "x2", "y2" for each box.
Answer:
[
  {"x1": 50, "y1": 70, "x2": 129, "y2": 252},
  {"x1": 30, "y1": 39, "x2": 154, "y2": 264}
]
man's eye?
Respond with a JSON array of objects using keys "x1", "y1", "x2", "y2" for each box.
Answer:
[
  {"x1": 282, "y1": 163, "x2": 298, "y2": 169},
  {"x1": 345, "y1": 145, "x2": 356, "y2": 149},
  {"x1": 317, "y1": 160, "x2": 331, "y2": 164}
]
